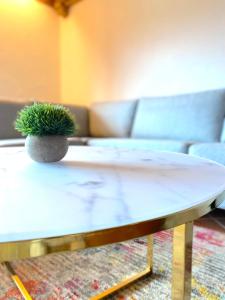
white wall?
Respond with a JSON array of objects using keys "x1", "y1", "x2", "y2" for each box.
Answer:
[
  {"x1": 0, "y1": 0, "x2": 60, "y2": 102},
  {"x1": 61, "y1": 0, "x2": 225, "y2": 105}
]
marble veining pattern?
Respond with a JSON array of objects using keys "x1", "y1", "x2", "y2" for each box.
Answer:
[{"x1": 1, "y1": 146, "x2": 225, "y2": 243}]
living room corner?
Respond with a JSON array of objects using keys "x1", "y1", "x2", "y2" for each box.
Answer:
[{"x1": 1, "y1": 1, "x2": 225, "y2": 300}]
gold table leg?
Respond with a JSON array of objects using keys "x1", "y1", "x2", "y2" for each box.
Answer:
[
  {"x1": 91, "y1": 235, "x2": 153, "y2": 300},
  {"x1": 2, "y1": 226, "x2": 194, "y2": 300},
  {"x1": 4, "y1": 262, "x2": 33, "y2": 300},
  {"x1": 172, "y1": 222, "x2": 193, "y2": 300}
]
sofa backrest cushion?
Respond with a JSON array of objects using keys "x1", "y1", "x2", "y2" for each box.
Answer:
[
  {"x1": 0, "y1": 101, "x2": 89, "y2": 139},
  {"x1": 0, "y1": 101, "x2": 28, "y2": 139},
  {"x1": 131, "y1": 90, "x2": 225, "y2": 142},
  {"x1": 90, "y1": 100, "x2": 137, "y2": 137},
  {"x1": 220, "y1": 119, "x2": 225, "y2": 142},
  {"x1": 64, "y1": 104, "x2": 89, "y2": 137}
]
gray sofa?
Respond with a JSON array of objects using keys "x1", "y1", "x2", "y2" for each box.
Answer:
[{"x1": 1, "y1": 89, "x2": 225, "y2": 209}]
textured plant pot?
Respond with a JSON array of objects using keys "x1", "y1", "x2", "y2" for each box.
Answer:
[{"x1": 25, "y1": 135, "x2": 69, "y2": 163}]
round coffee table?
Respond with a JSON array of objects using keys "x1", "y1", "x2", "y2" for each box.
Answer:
[{"x1": 1, "y1": 146, "x2": 225, "y2": 300}]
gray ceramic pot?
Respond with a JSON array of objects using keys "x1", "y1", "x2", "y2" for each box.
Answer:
[{"x1": 25, "y1": 135, "x2": 69, "y2": 163}]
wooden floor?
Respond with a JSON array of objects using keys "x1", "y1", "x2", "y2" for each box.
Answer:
[{"x1": 196, "y1": 208, "x2": 225, "y2": 233}]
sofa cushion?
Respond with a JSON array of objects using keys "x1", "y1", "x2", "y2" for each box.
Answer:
[
  {"x1": 189, "y1": 143, "x2": 225, "y2": 165},
  {"x1": 88, "y1": 138, "x2": 191, "y2": 153},
  {"x1": 0, "y1": 137, "x2": 89, "y2": 147},
  {"x1": 90, "y1": 100, "x2": 137, "y2": 137},
  {"x1": 0, "y1": 101, "x2": 89, "y2": 139},
  {"x1": 68, "y1": 137, "x2": 89, "y2": 145},
  {"x1": 220, "y1": 119, "x2": 225, "y2": 142},
  {"x1": 0, "y1": 138, "x2": 26, "y2": 147},
  {"x1": 64, "y1": 104, "x2": 89, "y2": 137},
  {"x1": 189, "y1": 142, "x2": 225, "y2": 210},
  {"x1": 132, "y1": 90, "x2": 225, "y2": 142},
  {"x1": 0, "y1": 101, "x2": 28, "y2": 139}
]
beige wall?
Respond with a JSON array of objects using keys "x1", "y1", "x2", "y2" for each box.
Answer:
[
  {"x1": 0, "y1": 0, "x2": 60, "y2": 102},
  {"x1": 61, "y1": 0, "x2": 225, "y2": 106},
  {"x1": 1, "y1": 0, "x2": 225, "y2": 106},
  {"x1": 60, "y1": 0, "x2": 107, "y2": 105}
]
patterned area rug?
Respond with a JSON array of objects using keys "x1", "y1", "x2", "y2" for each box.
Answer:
[{"x1": 0, "y1": 225, "x2": 225, "y2": 300}]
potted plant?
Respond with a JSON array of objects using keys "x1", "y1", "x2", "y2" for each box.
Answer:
[{"x1": 15, "y1": 102, "x2": 76, "y2": 162}]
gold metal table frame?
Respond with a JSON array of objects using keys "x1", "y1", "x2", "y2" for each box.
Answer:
[{"x1": 0, "y1": 196, "x2": 223, "y2": 300}]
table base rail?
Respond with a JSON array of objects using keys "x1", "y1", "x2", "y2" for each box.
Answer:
[
  {"x1": 91, "y1": 235, "x2": 153, "y2": 300},
  {"x1": 2, "y1": 224, "x2": 193, "y2": 300}
]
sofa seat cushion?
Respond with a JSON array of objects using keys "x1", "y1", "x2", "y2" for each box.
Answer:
[
  {"x1": 132, "y1": 90, "x2": 225, "y2": 142},
  {"x1": 0, "y1": 137, "x2": 88, "y2": 147},
  {"x1": 189, "y1": 143, "x2": 225, "y2": 210},
  {"x1": 189, "y1": 143, "x2": 225, "y2": 165},
  {"x1": 88, "y1": 138, "x2": 192, "y2": 153},
  {"x1": 68, "y1": 137, "x2": 89, "y2": 145},
  {"x1": 0, "y1": 139, "x2": 26, "y2": 147},
  {"x1": 90, "y1": 100, "x2": 137, "y2": 137}
]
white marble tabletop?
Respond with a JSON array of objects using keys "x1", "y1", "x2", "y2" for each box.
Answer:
[{"x1": 0, "y1": 146, "x2": 225, "y2": 243}]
